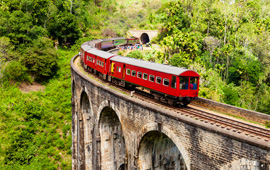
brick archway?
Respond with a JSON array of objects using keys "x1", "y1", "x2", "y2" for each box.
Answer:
[{"x1": 140, "y1": 33, "x2": 150, "y2": 44}]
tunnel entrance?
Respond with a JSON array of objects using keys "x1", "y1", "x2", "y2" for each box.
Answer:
[
  {"x1": 138, "y1": 131, "x2": 187, "y2": 170},
  {"x1": 99, "y1": 107, "x2": 126, "y2": 170},
  {"x1": 140, "y1": 33, "x2": 150, "y2": 44}
]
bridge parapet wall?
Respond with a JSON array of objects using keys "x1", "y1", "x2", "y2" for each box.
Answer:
[
  {"x1": 193, "y1": 97, "x2": 270, "y2": 124},
  {"x1": 71, "y1": 55, "x2": 270, "y2": 170}
]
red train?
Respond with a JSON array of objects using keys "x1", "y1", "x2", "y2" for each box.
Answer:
[
  {"x1": 88, "y1": 37, "x2": 139, "y2": 50},
  {"x1": 80, "y1": 38, "x2": 200, "y2": 106}
]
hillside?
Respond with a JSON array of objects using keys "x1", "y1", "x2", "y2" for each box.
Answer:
[
  {"x1": 0, "y1": 50, "x2": 76, "y2": 169},
  {"x1": 1, "y1": 0, "x2": 270, "y2": 168}
]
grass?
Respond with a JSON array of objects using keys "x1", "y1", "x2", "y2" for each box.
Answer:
[{"x1": 0, "y1": 49, "x2": 77, "y2": 169}]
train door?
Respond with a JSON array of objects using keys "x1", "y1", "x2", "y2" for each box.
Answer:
[
  {"x1": 122, "y1": 64, "x2": 126, "y2": 79},
  {"x1": 111, "y1": 62, "x2": 115, "y2": 76}
]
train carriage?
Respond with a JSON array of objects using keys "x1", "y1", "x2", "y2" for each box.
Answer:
[
  {"x1": 85, "y1": 48, "x2": 116, "y2": 79},
  {"x1": 126, "y1": 37, "x2": 139, "y2": 46},
  {"x1": 89, "y1": 39, "x2": 102, "y2": 50},
  {"x1": 113, "y1": 37, "x2": 127, "y2": 47},
  {"x1": 80, "y1": 44, "x2": 93, "y2": 68},
  {"x1": 100, "y1": 38, "x2": 114, "y2": 50},
  {"x1": 109, "y1": 56, "x2": 200, "y2": 105}
]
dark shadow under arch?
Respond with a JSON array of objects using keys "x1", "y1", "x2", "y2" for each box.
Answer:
[
  {"x1": 78, "y1": 91, "x2": 92, "y2": 170},
  {"x1": 140, "y1": 33, "x2": 150, "y2": 44},
  {"x1": 118, "y1": 164, "x2": 126, "y2": 170},
  {"x1": 72, "y1": 80, "x2": 76, "y2": 100},
  {"x1": 99, "y1": 107, "x2": 127, "y2": 170},
  {"x1": 138, "y1": 131, "x2": 187, "y2": 170}
]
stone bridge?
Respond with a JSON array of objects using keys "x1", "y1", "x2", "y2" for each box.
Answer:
[
  {"x1": 71, "y1": 55, "x2": 270, "y2": 170},
  {"x1": 128, "y1": 30, "x2": 158, "y2": 44}
]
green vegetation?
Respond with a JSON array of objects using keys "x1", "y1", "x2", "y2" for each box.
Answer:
[
  {"x1": 122, "y1": 0, "x2": 270, "y2": 116},
  {"x1": 0, "y1": 50, "x2": 76, "y2": 169},
  {"x1": 1, "y1": 0, "x2": 270, "y2": 168}
]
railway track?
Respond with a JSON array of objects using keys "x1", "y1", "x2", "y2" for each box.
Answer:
[
  {"x1": 131, "y1": 86, "x2": 270, "y2": 142},
  {"x1": 78, "y1": 58, "x2": 270, "y2": 143}
]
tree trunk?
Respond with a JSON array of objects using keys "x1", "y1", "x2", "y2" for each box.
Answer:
[
  {"x1": 70, "y1": 0, "x2": 73, "y2": 14},
  {"x1": 224, "y1": 18, "x2": 227, "y2": 45}
]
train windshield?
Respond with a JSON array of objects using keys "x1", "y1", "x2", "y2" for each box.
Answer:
[
  {"x1": 179, "y1": 77, "x2": 198, "y2": 90},
  {"x1": 190, "y1": 77, "x2": 198, "y2": 90}
]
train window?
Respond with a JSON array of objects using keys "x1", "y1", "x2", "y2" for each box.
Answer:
[
  {"x1": 143, "y1": 73, "x2": 148, "y2": 80},
  {"x1": 156, "y1": 77, "x2": 161, "y2": 84},
  {"x1": 102, "y1": 62, "x2": 104, "y2": 67},
  {"x1": 163, "y1": 79, "x2": 169, "y2": 86},
  {"x1": 93, "y1": 58, "x2": 95, "y2": 63},
  {"x1": 149, "y1": 75, "x2": 155, "y2": 82},
  {"x1": 126, "y1": 69, "x2": 131, "y2": 75},
  {"x1": 180, "y1": 77, "x2": 189, "y2": 90},
  {"x1": 190, "y1": 77, "x2": 198, "y2": 90},
  {"x1": 171, "y1": 76, "x2": 176, "y2": 88},
  {"x1": 132, "y1": 70, "x2": 136, "y2": 77},
  {"x1": 118, "y1": 67, "x2": 121, "y2": 72},
  {"x1": 137, "y1": 72, "x2": 142, "y2": 78}
]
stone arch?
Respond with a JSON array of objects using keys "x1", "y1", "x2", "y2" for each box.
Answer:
[
  {"x1": 98, "y1": 104, "x2": 127, "y2": 170},
  {"x1": 137, "y1": 123, "x2": 191, "y2": 170},
  {"x1": 118, "y1": 164, "x2": 125, "y2": 170},
  {"x1": 78, "y1": 90, "x2": 93, "y2": 169},
  {"x1": 71, "y1": 80, "x2": 78, "y2": 167},
  {"x1": 140, "y1": 33, "x2": 150, "y2": 44}
]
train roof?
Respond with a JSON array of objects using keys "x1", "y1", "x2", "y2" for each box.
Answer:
[
  {"x1": 111, "y1": 56, "x2": 199, "y2": 76},
  {"x1": 102, "y1": 37, "x2": 126, "y2": 41},
  {"x1": 81, "y1": 44, "x2": 94, "y2": 51},
  {"x1": 88, "y1": 39, "x2": 102, "y2": 47},
  {"x1": 86, "y1": 48, "x2": 115, "y2": 59}
]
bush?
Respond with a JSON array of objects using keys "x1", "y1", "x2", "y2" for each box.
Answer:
[
  {"x1": 126, "y1": 50, "x2": 144, "y2": 59},
  {"x1": 222, "y1": 83, "x2": 240, "y2": 106},
  {"x1": 2, "y1": 61, "x2": 32, "y2": 83},
  {"x1": 20, "y1": 37, "x2": 58, "y2": 80},
  {"x1": 169, "y1": 52, "x2": 192, "y2": 68}
]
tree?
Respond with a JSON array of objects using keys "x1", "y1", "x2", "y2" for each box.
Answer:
[
  {"x1": 20, "y1": 37, "x2": 58, "y2": 79},
  {"x1": 48, "y1": 11, "x2": 82, "y2": 46},
  {"x1": 0, "y1": 37, "x2": 15, "y2": 62}
]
